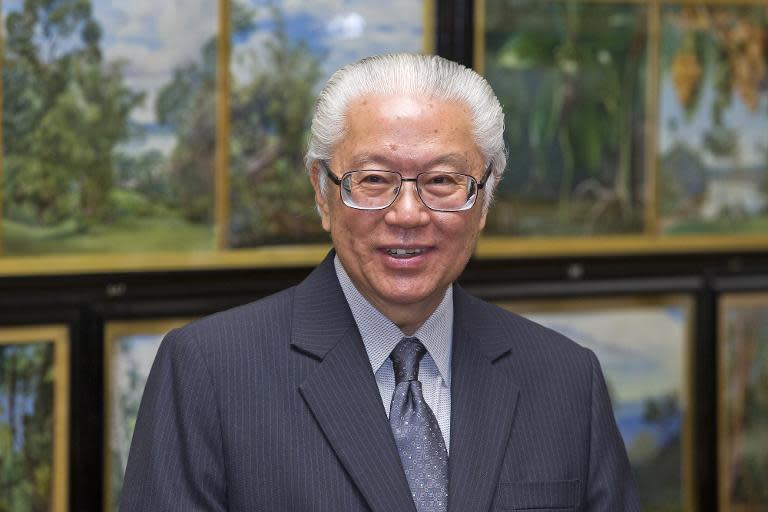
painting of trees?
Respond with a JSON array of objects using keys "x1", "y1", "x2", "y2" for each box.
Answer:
[
  {"x1": 227, "y1": 0, "x2": 428, "y2": 248},
  {"x1": 0, "y1": 342, "x2": 53, "y2": 511},
  {"x1": 658, "y1": 5, "x2": 768, "y2": 235},
  {"x1": 2, "y1": 0, "x2": 429, "y2": 257},
  {"x1": 720, "y1": 295, "x2": 768, "y2": 511},
  {"x1": 482, "y1": 0, "x2": 647, "y2": 236},
  {"x1": 3, "y1": 0, "x2": 140, "y2": 231},
  {"x1": 0, "y1": 326, "x2": 68, "y2": 512},
  {"x1": 2, "y1": 0, "x2": 217, "y2": 255},
  {"x1": 228, "y1": 3, "x2": 325, "y2": 247}
]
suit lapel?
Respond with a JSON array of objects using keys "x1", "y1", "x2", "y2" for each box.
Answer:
[
  {"x1": 292, "y1": 253, "x2": 416, "y2": 512},
  {"x1": 448, "y1": 286, "x2": 521, "y2": 512}
]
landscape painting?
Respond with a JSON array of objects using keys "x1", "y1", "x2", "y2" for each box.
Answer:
[
  {"x1": 0, "y1": 326, "x2": 69, "y2": 512},
  {"x1": 227, "y1": 0, "x2": 432, "y2": 248},
  {"x1": 658, "y1": 4, "x2": 768, "y2": 236},
  {"x1": 2, "y1": 0, "x2": 217, "y2": 256},
  {"x1": 500, "y1": 296, "x2": 693, "y2": 512},
  {"x1": 719, "y1": 294, "x2": 768, "y2": 512},
  {"x1": 480, "y1": 0, "x2": 648, "y2": 237},
  {"x1": 104, "y1": 318, "x2": 193, "y2": 512}
]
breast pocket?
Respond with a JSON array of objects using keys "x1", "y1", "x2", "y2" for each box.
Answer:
[{"x1": 494, "y1": 479, "x2": 579, "y2": 511}]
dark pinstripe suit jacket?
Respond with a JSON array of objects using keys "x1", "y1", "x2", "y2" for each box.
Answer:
[{"x1": 121, "y1": 252, "x2": 641, "y2": 511}]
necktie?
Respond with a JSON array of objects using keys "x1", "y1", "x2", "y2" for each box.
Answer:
[{"x1": 389, "y1": 337, "x2": 449, "y2": 512}]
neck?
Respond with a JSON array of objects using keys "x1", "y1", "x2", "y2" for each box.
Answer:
[{"x1": 370, "y1": 292, "x2": 445, "y2": 337}]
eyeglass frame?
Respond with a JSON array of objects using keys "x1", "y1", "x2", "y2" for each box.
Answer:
[{"x1": 318, "y1": 160, "x2": 493, "y2": 212}]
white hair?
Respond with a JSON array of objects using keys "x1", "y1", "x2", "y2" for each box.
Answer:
[{"x1": 305, "y1": 53, "x2": 507, "y2": 212}]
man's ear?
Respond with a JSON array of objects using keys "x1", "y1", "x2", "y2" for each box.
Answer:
[{"x1": 310, "y1": 163, "x2": 332, "y2": 232}]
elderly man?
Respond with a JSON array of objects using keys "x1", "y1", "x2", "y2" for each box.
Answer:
[{"x1": 121, "y1": 54, "x2": 640, "y2": 511}]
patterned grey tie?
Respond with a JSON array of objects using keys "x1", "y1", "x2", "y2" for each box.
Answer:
[{"x1": 389, "y1": 337, "x2": 449, "y2": 512}]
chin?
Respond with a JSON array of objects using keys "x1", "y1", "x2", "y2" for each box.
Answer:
[{"x1": 379, "y1": 285, "x2": 443, "y2": 306}]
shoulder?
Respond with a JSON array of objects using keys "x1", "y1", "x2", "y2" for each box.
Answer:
[
  {"x1": 191, "y1": 286, "x2": 295, "y2": 331},
  {"x1": 160, "y1": 286, "x2": 297, "y2": 360}
]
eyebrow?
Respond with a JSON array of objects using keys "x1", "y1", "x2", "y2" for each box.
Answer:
[{"x1": 348, "y1": 153, "x2": 471, "y2": 170}]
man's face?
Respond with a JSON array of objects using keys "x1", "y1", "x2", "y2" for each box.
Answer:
[{"x1": 312, "y1": 94, "x2": 488, "y2": 331}]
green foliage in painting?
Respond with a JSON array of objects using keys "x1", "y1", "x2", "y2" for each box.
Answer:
[
  {"x1": 228, "y1": 4, "x2": 327, "y2": 247},
  {"x1": 2, "y1": 0, "x2": 216, "y2": 255},
  {"x1": 0, "y1": 343, "x2": 55, "y2": 512},
  {"x1": 3, "y1": 0, "x2": 142, "y2": 230},
  {"x1": 484, "y1": 0, "x2": 646, "y2": 236},
  {"x1": 154, "y1": 35, "x2": 217, "y2": 224}
]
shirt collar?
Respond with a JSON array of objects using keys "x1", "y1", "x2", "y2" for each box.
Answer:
[{"x1": 334, "y1": 255, "x2": 453, "y2": 385}]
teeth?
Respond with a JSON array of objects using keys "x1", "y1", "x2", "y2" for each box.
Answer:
[{"x1": 387, "y1": 248, "x2": 424, "y2": 256}]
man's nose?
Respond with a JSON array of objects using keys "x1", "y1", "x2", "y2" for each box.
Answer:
[{"x1": 384, "y1": 181, "x2": 430, "y2": 227}]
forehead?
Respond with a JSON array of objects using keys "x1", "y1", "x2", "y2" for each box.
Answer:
[
  {"x1": 335, "y1": 93, "x2": 480, "y2": 168},
  {"x1": 343, "y1": 93, "x2": 472, "y2": 126}
]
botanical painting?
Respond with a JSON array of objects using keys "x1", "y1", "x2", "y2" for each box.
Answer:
[
  {"x1": 0, "y1": 326, "x2": 68, "y2": 512},
  {"x1": 2, "y1": 0, "x2": 217, "y2": 255},
  {"x1": 500, "y1": 297, "x2": 692, "y2": 512},
  {"x1": 104, "y1": 319, "x2": 192, "y2": 512},
  {"x1": 481, "y1": 0, "x2": 647, "y2": 237},
  {"x1": 658, "y1": 4, "x2": 768, "y2": 235},
  {"x1": 228, "y1": 0, "x2": 431, "y2": 248},
  {"x1": 719, "y1": 295, "x2": 768, "y2": 511}
]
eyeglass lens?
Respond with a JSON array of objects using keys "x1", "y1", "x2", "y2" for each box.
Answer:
[{"x1": 340, "y1": 170, "x2": 477, "y2": 211}]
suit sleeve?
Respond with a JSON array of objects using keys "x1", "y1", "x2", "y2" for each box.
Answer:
[
  {"x1": 120, "y1": 328, "x2": 227, "y2": 512},
  {"x1": 584, "y1": 350, "x2": 643, "y2": 511}
]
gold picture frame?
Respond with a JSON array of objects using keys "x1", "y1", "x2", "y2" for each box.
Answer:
[{"x1": 0, "y1": 325, "x2": 70, "y2": 512}]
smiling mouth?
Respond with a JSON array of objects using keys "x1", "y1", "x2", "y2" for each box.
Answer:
[{"x1": 385, "y1": 248, "x2": 426, "y2": 258}]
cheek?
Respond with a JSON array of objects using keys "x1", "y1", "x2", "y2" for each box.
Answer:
[
  {"x1": 329, "y1": 208, "x2": 368, "y2": 247},
  {"x1": 446, "y1": 218, "x2": 483, "y2": 257}
]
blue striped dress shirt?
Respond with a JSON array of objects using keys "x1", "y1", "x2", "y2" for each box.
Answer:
[{"x1": 334, "y1": 256, "x2": 453, "y2": 451}]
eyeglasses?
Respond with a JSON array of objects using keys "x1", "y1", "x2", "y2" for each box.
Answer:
[{"x1": 319, "y1": 160, "x2": 492, "y2": 212}]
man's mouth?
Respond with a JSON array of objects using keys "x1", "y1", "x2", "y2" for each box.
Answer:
[{"x1": 385, "y1": 248, "x2": 426, "y2": 258}]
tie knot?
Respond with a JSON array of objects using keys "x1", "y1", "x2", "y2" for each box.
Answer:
[{"x1": 390, "y1": 337, "x2": 427, "y2": 384}]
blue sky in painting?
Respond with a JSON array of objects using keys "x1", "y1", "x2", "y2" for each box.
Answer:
[
  {"x1": 524, "y1": 305, "x2": 686, "y2": 404},
  {"x1": 0, "y1": 393, "x2": 36, "y2": 452},
  {"x1": 4, "y1": 0, "x2": 424, "y2": 150},
  {"x1": 232, "y1": 0, "x2": 425, "y2": 86},
  {"x1": 1, "y1": 0, "x2": 22, "y2": 14},
  {"x1": 657, "y1": 4, "x2": 768, "y2": 171},
  {"x1": 522, "y1": 305, "x2": 687, "y2": 461},
  {"x1": 0, "y1": 343, "x2": 53, "y2": 453},
  {"x1": 91, "y1": 0, "x2": 217, "y2": 125},
  {"x1": 659, "y1": 74, "x2": 768, "y2": 170},
  {"x1": 116, "y1": 334, "x2": 163, "y2": 387}
]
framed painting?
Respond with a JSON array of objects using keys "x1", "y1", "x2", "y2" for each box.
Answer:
[
  {"x1": 658, "y1": 3, "x2": 768, "y2": 238},
  {"x1": 0, "y1": 325, "x2": 70, "y2": 512},
  {"x1": 719, "y1": 293, "x2": 768, "y2": 512},
  {"x1": 497, "y1": 295, "x2": 695, "y2": 512},
  {"x1": 1, "y1": 0, "x2": 218, "y2": 257},
  {"x1": 0, "y1": 0, "x2": 436, "y2": 274},
  {"x1": 476, "y1": 0, "x2": 649, "y2": 239},
  {"x1": 103, "y1": 318, "x2": 195, "y2": 512},
  {"x1": 474, "y1": 0, "x2": 768, "y2": 258},
  {"x1": 226, "y1": 0, "x2": 435, "y2": 249}
]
